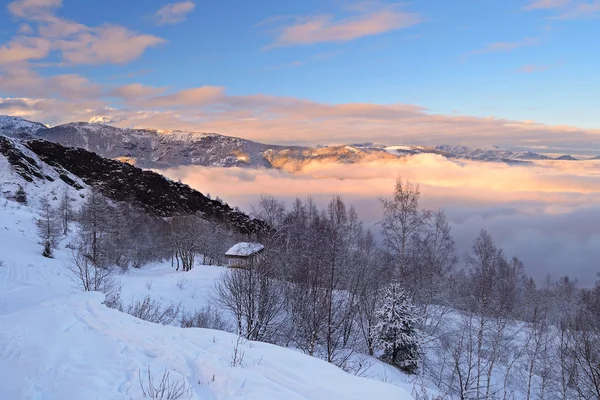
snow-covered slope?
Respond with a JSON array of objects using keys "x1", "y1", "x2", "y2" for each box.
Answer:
[
  {"x1": 0, "y1": 198, "x2": 413, "y2": 400},
  {"x1": 0, "y1": 291, "x2": 412, "y2": 400}
]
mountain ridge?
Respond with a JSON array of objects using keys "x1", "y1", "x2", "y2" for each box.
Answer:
[{"x1": 0, "y1": 115, "x2": 594, "y2": 169}]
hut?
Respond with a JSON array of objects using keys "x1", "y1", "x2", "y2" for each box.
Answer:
[{"x1": 225, "y1": 242, "x2": 264, "y2": 268}]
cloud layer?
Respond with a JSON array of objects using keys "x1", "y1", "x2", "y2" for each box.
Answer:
[{"x1": 156, "y1": 155, "x2": 600, "y2": 284}]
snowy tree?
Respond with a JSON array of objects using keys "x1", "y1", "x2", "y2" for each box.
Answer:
[
  {"x1": 372, "y1": 282, "x2": 422, "y2": 374},
  {"x1": 14, "y1": 185, "x2": 27, "y2": 204},
  {"x1": 35, "y1": 197, "x2": 61, "y2": 258},
  {"x1": 59, "y1": 189, "x2": 72, "y2": 235}
]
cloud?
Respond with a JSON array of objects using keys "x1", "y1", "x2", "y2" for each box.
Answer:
[
  {"x1": 465, "y1": 37, "x2": 539, "y2": 58},
  {"x1": 3, "y1": 87, "x2": 600, "y2": 153},
  {"x1": 155, "y1": 1, "x2": 196, "y2": 25},
  {"x1": 552, "y1": 1, "x2": 600, "y2": 18},
  {"x1": 518, "y1": 64, "x2": 551, "y2": 73},
  {"x1": 0, "y1": 70, "x2": 102, "y2": 100},
  {"x1": 54, "y1": 25, "x2": 165, "y2": 65},
  {"x1": 110, "y1": 83, "x2": 167, "y2": 100},
  {"x1": 156, "y1": 155, "x2": 600, "y2": 283},
  {"x1": 7, "y1": 0, "x2": 61, "y2": 19},
  {"x1": 4, "y1": 0, "x2": 165, "y2": 65},
  {"x1": 524, "y1": 0, "x2": 571, "y2": 10},
  {"x1": 0, "y1": 36, "x2": 52, "y2": 64},
  {"x1": 264, "y1": 3, "x2": 421, "y2": 47},
  {"x1": 139, "y1": 86, "x2": 226, "y2": 108}
]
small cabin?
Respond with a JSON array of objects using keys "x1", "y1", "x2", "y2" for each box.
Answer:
[{"x1": 225, "y1": 242, "x2": 265, "y2": 268}]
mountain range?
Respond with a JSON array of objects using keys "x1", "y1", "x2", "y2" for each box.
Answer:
[{"x1": 0, "y1": 115, "x2": 593, "y2": 170}]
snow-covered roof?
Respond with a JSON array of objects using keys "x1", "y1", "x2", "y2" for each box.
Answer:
[{"x1": 225, "y1": 242, "x2": 264, "y2": 257}]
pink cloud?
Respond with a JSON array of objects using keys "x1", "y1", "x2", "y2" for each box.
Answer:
[
  {"x1": 110, "y1": 83, "x2": 167, "y2": 100},
  {"x1": 465, "y1": 37, "x2": 539, "y2": 58},
  {"x1": 0, "y1": 36, "x2": 51, "y2": 64},
  {"x1": 518, "y1": 64, "x2": 551, "y2": 73},
  {"x1": 55, "y1": 25, "x2": 165, "y2": 65},
  {"x1": 7, "y1": 0, "x2": 61, "y2": 19},
  {"x1": 0, "y1": 69, "x2": 102, "y2": 100},
  {"x1": 524, "y1": 0, "x2": 571, "y2": 10},
  {"x1": 139, "y1": 86, "x2": 226, "y2": 108},
  {"x1": 553, "y1": 1, "x2": 600, "y2": 18},
  {"x1": 155, "y1": 1, "x2": 196, "y2": 26},
  {"x1": 4, "y1": 0, "x2": 165, "y2": 66},
  {"x1": 265, "y1": 4, "x2": 421, "y2": 47}
]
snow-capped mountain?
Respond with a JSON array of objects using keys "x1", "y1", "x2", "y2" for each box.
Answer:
[
  {"x1": 36, "y1": 121, "x2": 301, "y2": 169},
  {"x1": 0, "y1": 116, "x2": 47, "y2": 139},
  {"x1": 0, "y1": 116, "x2": 591, "y2": 170}
]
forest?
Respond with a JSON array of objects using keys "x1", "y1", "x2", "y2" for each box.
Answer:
[{"x1": 30, "y1": 178, "x2": 600, "y2": 400}]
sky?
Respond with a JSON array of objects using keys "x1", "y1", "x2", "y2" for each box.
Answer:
[
  {"x1": 1, "y1": 0, "x2": 600, "y2": 282},
  {"x1": 0, "y1": 0, "x2": 599, "y2": 153}
]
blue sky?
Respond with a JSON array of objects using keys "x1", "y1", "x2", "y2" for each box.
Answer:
[{"x1": 0, "y1": 0, "x2": 599, "y2": 149}]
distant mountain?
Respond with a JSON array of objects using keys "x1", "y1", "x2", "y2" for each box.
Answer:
[
  {"x1": 555, "y1": 155, "x2": 578, "y2": 161},
  {"x1": 0, "y1": 115, "x2": 569, "y2": 169},
  {"x1": 0, "y1": 116, "x2": 47, "y2": 139}
]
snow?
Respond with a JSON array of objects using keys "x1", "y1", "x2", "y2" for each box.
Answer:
[
  {"x1": 0, "y1": 292, "x2": 412, "y2": 400},
  {"x1": 225, "y1": 242, "x2": 264, "y2": 257},
  {"x1": 0, "y1": 194, "x2": 413, "y2": 399},
  {"x1": 0, "y1": 116, "x2": 46, "y2": 137}
]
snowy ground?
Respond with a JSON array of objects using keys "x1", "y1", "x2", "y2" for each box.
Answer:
[{"x1": 0, "y1": 200, "x2": 415, "y2": 399}]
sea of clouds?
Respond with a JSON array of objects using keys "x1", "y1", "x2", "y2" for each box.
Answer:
[{"x1": 159, "y1": 154, "x2": 600, "y2": 285}]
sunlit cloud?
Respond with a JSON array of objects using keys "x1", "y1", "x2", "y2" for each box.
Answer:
[
  {"x1": 464, "y1": 37, "x2": 539, "y2": 59},
  {"x1": 524, "y1": 0, "x2": 572, "y2": 10},
  {"x1": 263, "y1": 3, "x2": 421, "y2": 48},
  {"x1": 156, "y1": 155, "x2": 600, "y2": 283},
  {"x1": 4, "y1": 0, "x2": 165, "y2": 65},
  {"x1": 518, "y1": 64, "x2": 551, "y2": 73},
  {"x1": 154, "y1": 1, "x2": 196, "y2": 26},
  {"x1": 552, "y1": 1, "x2": 600, "y2": 19}
]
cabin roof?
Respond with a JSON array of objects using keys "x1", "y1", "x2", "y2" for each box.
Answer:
[{"x1": 225, "y1": 242, "x2": 264, "y2": 257}]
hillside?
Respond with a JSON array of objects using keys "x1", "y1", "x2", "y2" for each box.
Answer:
[
  {"x1": 0, "y1": 134, "x2": 266, "y2": 234},
  {"x1": 0, "y1": 200, "x2": 414, "y2": 400}
]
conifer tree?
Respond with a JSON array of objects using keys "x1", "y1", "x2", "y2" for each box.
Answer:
[
  {"x1": 35, "y1": 197, "x2": 61, "y2": 258},
  {"x1": 14, "y1": 185, "x2": 27, "y2": 204},
  {"x1": 372, "y1": 282, "x2": 422, "y2": 374}
]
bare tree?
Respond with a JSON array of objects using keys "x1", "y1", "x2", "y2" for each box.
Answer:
[
  {"x1": 168, "y1": 215, "x2": 205, "y2": 271},
  {"x1": 67, "y1": 247, "x2": 121, "y2": 308},
  {"x1": 35, "y1": 196, "x2": 61, "y2": 258},
  {"x1": 59, "y1": 189, "x2": 72, "y2": 235},
  {"x1": 214, "y1": 255, "x2": 285, "y2": 342},
  {"x1": 380, "y1": 177, "x2": 430, "y2": 277},
  {"x1": 78, "y1": 190, "x2": 113, "y2": 268}
]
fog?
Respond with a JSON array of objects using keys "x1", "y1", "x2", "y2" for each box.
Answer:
[{"x1": 158, "y1": 155, "x2": 600, "y2": 285}]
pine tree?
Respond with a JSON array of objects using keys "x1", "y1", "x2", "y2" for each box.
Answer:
[
  {"x1": 35, "y1": 197, "x2": 61, "y2": 258},
  {"x1": 371, "y1": 282, "x2": 422, "y2": 374},
  {"x1": 14, "y1": 185, "x2": 27, "y2": 204}
]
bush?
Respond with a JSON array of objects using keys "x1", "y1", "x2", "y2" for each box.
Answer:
[
  {"x1": 137, "y1": 366, "x2": 190, "y2": 400},
  {"x1": 180, "y1": 306, "x2": 230, "y2": 331},
  {"x1": 125, "y1": 295, "x2": 181, "y2": 325}
]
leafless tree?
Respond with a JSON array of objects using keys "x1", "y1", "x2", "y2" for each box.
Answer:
[
  {"x1": 35, "y1": 196, "x2": 61, "y2": 257},
  {"x1": 214, "y1": 254, "x2": 285, "y2": 343},
  {"x1": 380, "y1": 177, "x2": 430, "y2": 277},
  {"x1": 167, "y1": 215, "x2": 205, "y2": 271}
]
